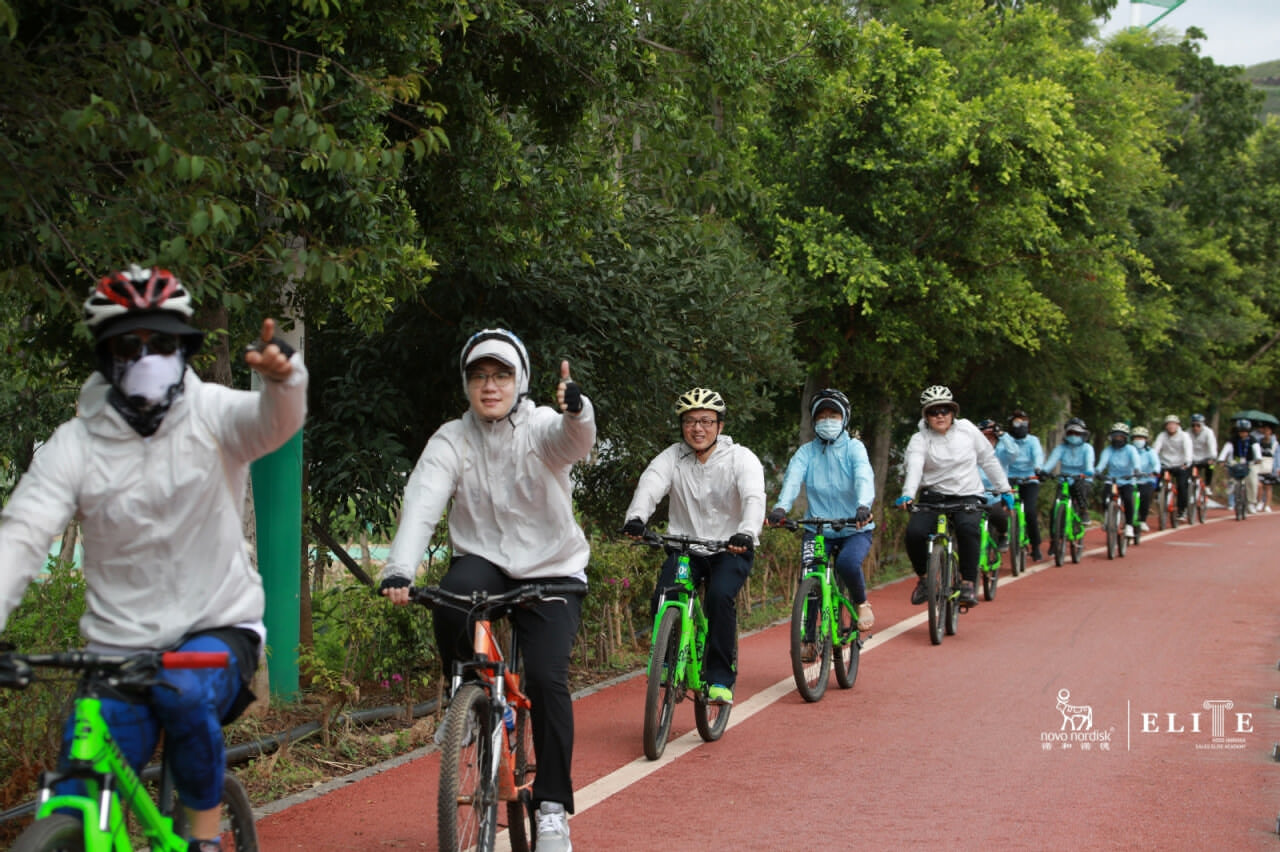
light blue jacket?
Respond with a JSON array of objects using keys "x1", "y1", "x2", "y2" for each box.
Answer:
[
  {"x1": 1044, "y1": 441, "x2": 1096, "y2": 478},
  {"x1": 1095, "y1": 444, "x2": 1142, "y2": 483},
  {"x1": 996, "y1": 433, "x2": 1045, "y2": 480},
  {"x1": 774, "y1": 432, "x2": 875, "y2": 537},
  {"x1": 1133, "y1": 444, "x2": 1161, "y2": 478}
]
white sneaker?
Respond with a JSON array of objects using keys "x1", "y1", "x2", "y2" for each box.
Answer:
[
  {"x1": 1124, "y1": 524, "x2": 1134, "y2": 539},
  {"x1": 1267, "y1": 505, "x2": 1273, "y2": 513},
  {"x1": 1140, "y1": 522, "x2": 1150, "y2": 532},
  {"x1": 857, "y1": 602, "x2": 875, "y2": 630},
  {"x1": 536, "y1": 803, "x2": 572, "y2": 852}
]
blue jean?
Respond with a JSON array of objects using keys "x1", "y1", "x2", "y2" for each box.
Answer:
[
  {"x1": 805, "y1": 530, "x2": 871, "y2": 605},
  {"x1": 56, "y1": 634, "x2": 246, "y2": 811}
]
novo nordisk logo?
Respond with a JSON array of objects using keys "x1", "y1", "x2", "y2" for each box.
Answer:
[
  {"x1": 1039, "y1": 689, "x2": 1255, "y2": 752},
  {"x1": 1040, "y1": 689, "x2": 1113, "y2": 750}
]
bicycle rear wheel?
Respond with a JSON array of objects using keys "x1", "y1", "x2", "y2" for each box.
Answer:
[
  {"x1": 833, "y1": 595, "x2": 860, "y2": 690},
  {"x1": 11, "y1": 814, "x2": 84, "y2": 852},
  {"x1": 438, "y1": 683, "x2": 497, "y2": 852},
  {"x1": 789, "y1": 575, "x2": 831, "y2": 702},
  {"x1": 643, "y1": 607, "x2": 682, "y2": 760},
  {"x1": 694, "y1": 630, "x2": 735, "y2": 742},
  {"x1": 926, "y1": 546, "x2": 945, "y2": 646},
  {"x1": 1008, "y1": 510, "x2": 1024, "y2": 577},
  {"x1": 1051, "y1": 503, "x2": 1066, "y2": 567},
  {"x1": 170, "y1": 773, "x2": 259, "y2": 851}
]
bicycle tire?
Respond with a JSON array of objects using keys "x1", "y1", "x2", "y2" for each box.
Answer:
[
  {"x1": 1117, "y1": 506, "x2": 1128, "y2": 557},
  {"x1": 1194, "y1": 481, "x2": 1206, "y2": 524},
  {"x1": 439, "y1": 683, "x2": 497, "y2": 852},
  {"x1": 833, "y1": 595, "x2": 860, "y2": 690},
  {"x1": 169, "y1": 772, "x2": 259, "y2": 851},
  {"x1": 1166, "y1": 484, "x2": 1179, "y2": 529},
  {"x1": 643, "y1": 607, "x2": 682, "y2": 760},
  {"x1": 926, "y1": 545, "x2": 945, "y2": 645},
  {"x1": 944, "y1": 557, "x2": 959, "y2": 636},
  {"x1": 507, "y1": 704, "x2": 533, "y2": 852},
  {"x1": 1008, "y1": 510, "x2": 1023, "y2": 577},
  {"x1": 1051, "y1": 503, "x2": 1066, "y2": 567},
  {"x1": 693, "y1": 629, "x2": 734, "y2": 742},
  {"x1": 1105, "y1": 501, "x2": 1118, "y2": 560},
  {"x1": 1235, "y1": 481, "x2": 1247, "y2": 521},
  {"x1": 1070, "y1": 531, "x2": 1082, "y2": 564},
  {"x1": 789, "y1": 575, "x2": 830, "y2": 702},
  {"x1": 10, "y1": 814, "x2": 84, "y2": 852}
]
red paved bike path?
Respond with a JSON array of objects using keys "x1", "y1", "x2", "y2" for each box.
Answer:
[{"x1": 257, "y1": 513, "x2": 1280, "y2": 850}]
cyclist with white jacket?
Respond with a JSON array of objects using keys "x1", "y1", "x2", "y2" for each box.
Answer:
[
  {"x1": 0, "y1": 266, "x2": 306, "y2": 852},
  {"x1": 1152, "y1": 414, "x2": 1195, "y2": 520},
  {"x1": 379, "y1": 328, "x2": 593, "y2": 852}
]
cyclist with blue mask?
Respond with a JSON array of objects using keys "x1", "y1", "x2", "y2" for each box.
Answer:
[
  {"x1": 996, "y1": 408, "x2": 1046, "y2": 561},
  {"x1": 1131, "y1": 426, "x2": 1160, "y2": 531},
  {"x1": 768, "y1": 389, "x2": 876, "y2": 630},
  {"x1": 1042, "y1": 417, "x2": 1096, "y2": 531},
  {"x1": 977, "y1": 420, "x2": 1011, "y2": 548},
  {"x1": 1094, "y1": 423, "x2": 1142, "y2": 540}
]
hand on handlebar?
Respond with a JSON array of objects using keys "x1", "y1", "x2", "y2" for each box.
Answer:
[
  {"x1": 854, "y1": 506, "x2": 872, "y2": 527},
  {"x1": 894, "y1": 495, "x2": 912, "y2": 509},
  {"x1": 379, "y1": 575, "x2": 412, "y2": 606},
  {"x1": 727, "y1": 532, "x2": 754, "y2": 554},
  {"x1": 622, "y1": 517, "x2": 646, "y2": 539},
  {"x1": 766, "y1": 507, "x2": 788, "y2": 527}
]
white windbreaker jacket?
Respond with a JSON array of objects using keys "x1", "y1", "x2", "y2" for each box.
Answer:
[
  {"x1": 625, "y1": 436, "x2": 766, "y2": 547},
  {"x1": 902, "y1": 417, "x2": 1010, "y2": 499},
  {"x1": 383, "y1": 396, "x2": 596, "y2": 584},
  {"x1": 0, "y1": 358, "x2": 308, "y2": 649}
]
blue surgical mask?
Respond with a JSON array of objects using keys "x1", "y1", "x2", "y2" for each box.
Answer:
[
  {"x1": 1065, "y1": 435, "x2": 1084, "y2": 446},
  {"x1": 815, "y1": 419, "x2": 844, "y2": 442},
  {"x1": 1134, "y1": 439, "x2": 1147, "y2": 449}
]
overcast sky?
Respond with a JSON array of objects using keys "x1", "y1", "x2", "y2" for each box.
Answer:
[{"x1": 1095, "y1": 1, "x2": 1280, "y2": 68}]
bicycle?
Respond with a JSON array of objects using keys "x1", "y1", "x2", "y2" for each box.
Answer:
[
  {"x1": 977, "y1": 504, "x2": 1002, "y2": 601},
  {"x1": 635, "y1": 532, "x2": 736, "y2": 760},
  {"x1": 907, "y1": 499, "x2": 980, "y2": 645},
  {"x1": 1047, "y1": 474, "x2": 1086, "y2": 566},
  {"x1": 1226, "y1": 461, "x2": 1251, "y2": 521},
  {"x1": 1189, "y1": 462, "x2": 1211, "y2": 525},
  {"x1": 410, "y1": 581, "x2": 586, "y2": 852},
  {"x1": 1101, "y1": 478, "x2": 1129, "y2": 560},
  {"x1": 1005, "y1": 476, "x2": 1036, "y2": 576},
  {"x1": 1157, "y1": 468, "x2": 1180, "y2": 530},
  {"x1": 0, "y1": 649, "x2": 257, "y2": 852},
  {"x1": 777, "y1": 517, "x2": 863, "y2": 702}
]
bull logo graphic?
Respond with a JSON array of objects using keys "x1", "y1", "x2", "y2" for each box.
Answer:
[{"x1": 1057, "y1": 688, "x2": 1093, "y2": 732}]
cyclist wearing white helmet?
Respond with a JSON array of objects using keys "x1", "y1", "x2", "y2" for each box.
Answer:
[
  {"x1": 896, "y1": 385, "x2": 1012, "y2": 608},
  {"x1": 1188, "y1": 413, "x2": 1218, "y2": 492},
  {"x1": 380, "y1": 327, "x2": 593, "y2": 850},
  {"x1": 1130, "y1": 426, "x2": 1160, "y2": 531},
  {"x1": 0, "y1": 265, "x2": 306, "y2": 852},
  {"x1": 623, "y1": 386, "x2": 766, "y2": 706},
  {"x1": 1094, "y1": 423, "x2": 1141, "y2": 540},
  {"x1": 1152, "y1": 414, "x2": 1194, "y2": 520},
  {"x1": 768, "y1": 389, "x2": 876, "y2": 631}
]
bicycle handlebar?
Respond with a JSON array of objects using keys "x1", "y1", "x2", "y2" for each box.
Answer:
[
  {"x1": 776, "y1": 517, "x2": 865, "y2": 533},
  {"x1": 0, "y1": 650, "x2": 229, "y2": 691},
  {"x1": 905, "y1": 499, "x2": 983, "y2": 514},
  {"x1": 409, "y1": 582, "x2": 587, "y2": 616},
  {"x1": 634, "y1": 531, "x2": 730, "y2": 552}
]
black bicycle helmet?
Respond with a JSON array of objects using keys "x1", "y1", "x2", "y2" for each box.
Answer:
[
  {"x1": 809, "y1": 389, "x2": 850, "y2": 431},
  {"x1": 84, "y1": 264, "x2": 201, "y2": 344},
  {"x1": 1064, "y1": 417, "x2": 1088, "y2": 436},
  {"x1": 1235, "y1": 418, "x2": 1252, "y2": 431}
]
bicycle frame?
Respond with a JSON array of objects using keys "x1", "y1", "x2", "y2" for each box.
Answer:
[
  {"x1": 649, "y1": 549, "x2": 710, "y2": 695},
  {"x1": 1049, "y1": 475, "x2": 1086, "y2": 565},
  {"x1": 457, "y1": 615, "x2": 529, "y2": 807},
  {"x1": 794, "y1": 522, "x2": 860, "y2": 647}
]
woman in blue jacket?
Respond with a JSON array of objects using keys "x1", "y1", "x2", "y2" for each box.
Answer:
[{"x1": 996, "y1": 409, "x2": 1046, "y2": 561}]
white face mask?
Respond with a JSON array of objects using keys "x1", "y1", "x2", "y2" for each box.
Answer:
[
  {"x1": 1133, "y1": 439, "x2": 1147, "y2": 449},
  {"x1": 814, "y1": 419, "x2": 844, "y2": 442},
  {"x1": 120, "y1": 352, "x2": 185, "y2": 407}
]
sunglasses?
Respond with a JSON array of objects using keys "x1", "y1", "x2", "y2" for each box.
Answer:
[
  {"x1": 925, "y1": 407, "x2": 954, "y2": 418},
  {"x1": 107, "y1": 331, "x2": 181, "y2": 360}
]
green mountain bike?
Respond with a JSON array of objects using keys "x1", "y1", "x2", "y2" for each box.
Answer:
[
  {"x1": 0, "y1": 649, "x2": 258, "y2": 852},
  {"x1": 1005, "y1": 477, "x2": 1036, "y2": 576},
  {"x1": 778, "y1": 517, "x2": 863, "y2": 702},
  {"x1": 636, "y1": 532, "x2": 734, "y2": 760},
  {"x1": 907, "y1": 499, "x2": 980, "y2": 645},
  {"x1": 1047, "y1": 474, "x2": 1086, "y2": 566},
  {"x1": 978, "y1": 503, "x2": 1002, "y2": 601}
]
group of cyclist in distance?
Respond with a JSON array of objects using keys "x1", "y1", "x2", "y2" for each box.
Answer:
[{"x1": 3, "y1": 264, "x2": 1278, "y2": 852}]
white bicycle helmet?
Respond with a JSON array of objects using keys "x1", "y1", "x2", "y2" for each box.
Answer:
[
  {"x1": 675, "y1": 387, "x2": 726, "y2": 418},
  {"x1": 919, "y1": 385, "x2": 958, "y2": 417},
  {"x1": 1109, "y1": 422, "x2": 1130, "y2": 436},
  {"x1": 83, "y1": 265, "x2": 200, "y2": 342},
  {"x1": 1132, "y1": 426, "x2": 1151, "y2": 440}
]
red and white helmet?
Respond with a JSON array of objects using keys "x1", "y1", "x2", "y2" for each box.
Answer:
[{"x1": 83, "y1": 264, "x2": 200, "y2": 341}]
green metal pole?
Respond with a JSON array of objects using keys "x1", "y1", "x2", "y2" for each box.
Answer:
[{"x1": 251, "y1": 428, "x2": 303, "y2": 699}]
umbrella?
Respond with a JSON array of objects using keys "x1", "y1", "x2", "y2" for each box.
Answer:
[{"x1": 1228, "y1": 409, "x2": 1280, "y2": 426}]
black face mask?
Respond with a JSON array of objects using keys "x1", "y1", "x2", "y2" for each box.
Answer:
[
  {"x1": 1008, "y1": 424, "x2": 1029, "y2": 439},
  {"x1": 1111, "y1": 437, "x2": 1127, "y2": 449}
]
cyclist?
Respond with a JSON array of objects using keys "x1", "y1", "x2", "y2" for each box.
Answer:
[
  {"x1": 1216, "y1": 418, "x2": 1263, "y2": 512},
  {"x1": 1255, "y1": 422, "x2": 1276, "y2": 512},
  {"x1": 1131, "y1": 426, "x2": 1160, "y2": 531},
  {"x1": 1152, "y1": 414, "x2": 1194, "y2": 521},
  {"x1": 0, "y1": 265, "x2": 307, "y2": 852},
  {"x1": 768, "y1": 389, "x2": 875, "y2": 632},
  {"x1": 623, "y1": 387, "x2": 765, "y2": 707},
  {"x1": 379, "y1": 328, "x2": 593, "y2": 852},
  {"x1": 996, "y1": 408, "x2": 1046, "y2": 561},
  {"x1": 1041, "y1": 416, "x2": 1096, "y2": 532},
  {"x1": 976, "y1": 419, "x2": 1011, "y2": 549},
  {"x1": 1094, "y1": 423, "x2": 1141, "y2": 540},
  {"x1": 895, "y1": 386, "x2": 1013, "y2": 608},
  {"x1": 1188, "y1": 413, "x2": 1217, "y2": 495}
]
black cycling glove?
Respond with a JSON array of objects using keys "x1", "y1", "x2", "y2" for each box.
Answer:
[
  {"x1": 622, "y1": 518, "x2": 646, "y2": 537},
  {"x1": 562, "y1": 381, "x2": 583, "y2": 414},
  {"x1": 854, "y1": 506, "x2": 871, "y2": 525},
  {"x1": 728, "y1": 532, "x2": 754, "y2": 552},
  {"x1": 767, "y1": 507, "x2": 787, "y2": 526},
  {"x1": 378, "y1": 576, "x2": 411, "y2": 593}
]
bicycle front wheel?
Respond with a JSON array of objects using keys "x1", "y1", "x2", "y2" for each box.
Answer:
[
  {"x1": 1235, "y1": 481, "x2": 1247, "y2": 520},
  {"x1": 694, "y1": 629, "x2": 735, "y2": 742},
  {"x1": 439, "y1": 683, "x2": 497, "y2": 852},
  {"x1": 926, "y1": 546, "x2": 946, "y2": 646},
  {"x1": 1051, "y1": 503, "x2": 1066, "y2": 567},
  {"x1": 833, "y1": 594, "x2": 860, "y2": 689},
  {"x1": 11, "y1": 814, "x2": 84, "y2": 852},
  {"x1": 1105, "y1": 501, "x2": 1119, "y2": 560},
  {"x1": 507, "y1": 704, "x2": 534, "y2": 852},
  {"x1": 789, "y1": 575, "x2": 831, "y2": 702},
  {"x1": 171, "y1": 773, "x2": 259, "y2": 851},
  {"x1": 1008, "y1": 510, "x2": 1024, "y2": 577},
  {"x1": 643, "y1": 607, "x2": 682, "y2": 760}
]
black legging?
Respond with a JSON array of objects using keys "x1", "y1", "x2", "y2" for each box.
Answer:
[
  {"x1": 905, "y1": 493, "x2": 984, "y2": 584},
  {"x1": 1015, "y1": 480, "x2": 1042, "y2": 550},
  {"x1": 1165, "y1": 465, "x2": 1191, "y2": 514}
]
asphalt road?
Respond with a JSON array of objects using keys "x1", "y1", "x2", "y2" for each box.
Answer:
[{"x1": 256, "y1": 510, "x2": 1280, "y2": 850}]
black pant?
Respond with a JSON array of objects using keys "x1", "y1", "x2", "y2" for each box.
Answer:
[
  {"x1": 435, "y1": 555, "x2": 584, "y2": 812},
  {"x1": 1168, "y1": 466, "x2": 1191, "y2": 514},
  {"x1": 1137, "y1": 481, "x2": 1156, "y2": 523},
  {"x1": 650, "y1": 549, "x2": 752, "y2": 689},
  {"x1": 1016, "y1": 480, "x2": 1042, "y2": 551},
  {"x1": 905, "y1": 494, "x2": 984, "y2": 584}
]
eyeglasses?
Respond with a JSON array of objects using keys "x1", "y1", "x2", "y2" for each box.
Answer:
[
  {"x1": 107, "y1": 331, "x2": 181, "y2": 360},
  {"x1": 466, "y1": 370, "x2": 515, "y2": 388},
  {"x1": 681, "y1": 416, "x2": 719, "y2": 429},
  {"x1": 924, "y1": 408, "x2": 953, "y2": 418}
]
